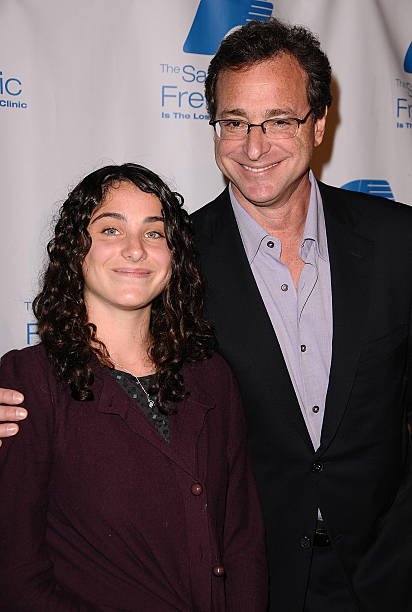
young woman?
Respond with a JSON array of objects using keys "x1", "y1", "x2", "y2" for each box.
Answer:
[{"x1": 0, "y1": 163, "x2": 267, "y2": 611}]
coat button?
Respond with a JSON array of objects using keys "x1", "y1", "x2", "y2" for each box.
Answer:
[
  {"x1": 191, "y1": 483, "x2": 203, "y2": 496},
  {"x1": 300, "y1": 536, "x2": 311, "y2": 549},
  {"x1": 212, "y1": 565, "x2": 225, "y2": 577},
  {"x1": 312, "y1": 462, "x2": 324, "y2": 472}
]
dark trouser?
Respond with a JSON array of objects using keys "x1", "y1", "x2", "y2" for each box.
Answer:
[{"x1": 304, "y1": 523, "x2": 359, "y2": 612}]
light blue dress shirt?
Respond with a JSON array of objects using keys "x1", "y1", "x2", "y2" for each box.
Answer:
[{"x1": 230, "y1": 171, "x2": 333, "y2": 451}]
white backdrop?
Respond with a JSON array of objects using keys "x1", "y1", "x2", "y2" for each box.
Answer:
[{"x1": 1, "y1": 0, "x2": 411, "y2": 355}]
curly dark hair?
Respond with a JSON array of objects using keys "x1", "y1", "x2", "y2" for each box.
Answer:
[
  {"x1": 33, "y1": 163, "x2": 216, "y2": 409},
  {"x1": 205, "y1": 17, "x2": 332, "y2": 121}
]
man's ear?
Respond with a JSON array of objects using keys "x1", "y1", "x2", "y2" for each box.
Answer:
[{"x1": 314, "y1": 107, "x2": 328, "y2": 147}]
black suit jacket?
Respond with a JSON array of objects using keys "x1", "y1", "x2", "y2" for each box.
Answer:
[{"x1": 191, "y1": 181, "x2": 412, "y2": 612}]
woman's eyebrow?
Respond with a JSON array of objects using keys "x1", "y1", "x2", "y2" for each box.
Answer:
[
  {"x1": 90, "y1": 212, "x2": 126, "y2": 224},
  {"x1": 143, "y1": 216, "x2": 164, "y2": 223},
  {"x1": 90, "y1": 212, "x2": 164, "y2": 225}
]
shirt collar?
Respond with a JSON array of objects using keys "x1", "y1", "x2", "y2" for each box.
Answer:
[
  {"x1": 230, "y1": 170, "x2": 329, "y2": 264},
  {"x1": 303, "y1": 170, "x2": 329, "y2": 262}
]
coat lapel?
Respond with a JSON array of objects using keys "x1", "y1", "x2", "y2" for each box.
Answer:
[
  {"x1": 94, "y1": 367, "x2": 214, "y2": 477},
  {"x1": 319, "y1": 191, "x2": 374, "y2": 451}
]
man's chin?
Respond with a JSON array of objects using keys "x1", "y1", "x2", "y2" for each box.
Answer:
[{"x1": 232, "y1": 186, "x2": 281, "y2": 209}]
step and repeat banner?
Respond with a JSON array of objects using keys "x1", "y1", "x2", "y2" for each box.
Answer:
[{"x1": 0, "y1": 0, "x2": 411, "y2": 355}]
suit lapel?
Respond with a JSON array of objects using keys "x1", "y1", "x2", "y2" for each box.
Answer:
[
  {"x1": 197, "y1": 189, "x2": 314, "y2": 448},
  {"x1": 319, "y1": 192, "x2": 374, "y2": 451},
  {"x1": 197, "y1": 186, "x2": 376, "y2": 453}
]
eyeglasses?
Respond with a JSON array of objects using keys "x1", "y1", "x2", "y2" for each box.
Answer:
[{"x1": 209, "y1": 109, "x2": 313, "y2": 140}]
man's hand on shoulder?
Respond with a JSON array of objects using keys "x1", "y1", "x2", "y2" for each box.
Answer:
[{"x1": 0, "y1": 389, "x2": 27, "y2": 446}]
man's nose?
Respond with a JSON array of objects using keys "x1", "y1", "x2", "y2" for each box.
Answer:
[{"x1": 244, "y1": 124, "x2": 271, "y2": 160}]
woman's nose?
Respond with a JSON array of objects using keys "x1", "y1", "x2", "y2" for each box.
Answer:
[{"x1": 121, "y1": 235, "x2": 146, "y2": 262}]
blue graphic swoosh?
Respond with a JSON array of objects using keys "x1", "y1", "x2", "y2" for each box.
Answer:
[
  {"x1": 341, "y1": 179, "x2": 394, "y2": 200},
  {"x1": 184, "y1": 0, "x2": 274, "y2": 56},
  {"x1": 404, "y1": 42, "x2": 412, "y2": 73}
]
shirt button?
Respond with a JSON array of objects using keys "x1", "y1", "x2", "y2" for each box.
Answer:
[
  {"x1": 190, "y1": 483, "x2": 203, "y2": 496},
  {"x1": 281, "y1": 283, "x2": 288, "y2": 291},
  {"x1": 312, "y1": 462, "x2": 324, "y2": 472},
  {"x1": 300, "y1": 536, "x2": 311, "y2": 549},
  {"x1": 312, "y1": 405, "x2": 320, "y2": 413},
  {"x1": 300, "y1": 344, "x2": 306, "y2": 352},
  {"x1": 212, "y1": 565, "x2": 225, "y2": 577},
  {"x1": 267, "y1": 240, "x2": 275, "y2": 248}
]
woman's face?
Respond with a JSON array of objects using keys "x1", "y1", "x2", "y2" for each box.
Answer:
[{"x1": 83, "y1": 181, "x2": 172, "y2": 317}]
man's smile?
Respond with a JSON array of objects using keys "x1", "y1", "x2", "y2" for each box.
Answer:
[{"x1": 241, "y1": 162, "x2": 279, "y2": 173}]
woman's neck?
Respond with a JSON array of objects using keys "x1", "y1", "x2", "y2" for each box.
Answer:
[{"x1": 87, "y1": 303, "x2": 155, "y2": 376}]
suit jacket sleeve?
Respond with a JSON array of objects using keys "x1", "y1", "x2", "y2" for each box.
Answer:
[
  {"x1": 353, "y1": 338, "x2": 412, "y2": 612},
  {"x1": 353, "y1": 453, "x2": 412, "y2": 611},
  {"x1": 222, "y1": 366, "x2": 268, "y2": 611},
  {"x1": 0, "y1": 349, "x2": 96, "y2": 611}
]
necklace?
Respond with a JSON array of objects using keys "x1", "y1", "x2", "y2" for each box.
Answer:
[{"x1": 113, "y1": 364, "x2": 156, "y2": 409}]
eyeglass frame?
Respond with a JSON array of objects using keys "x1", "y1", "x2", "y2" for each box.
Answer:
[{"x1": 209, "y1": 108, "x2": 313, "y2": 140}]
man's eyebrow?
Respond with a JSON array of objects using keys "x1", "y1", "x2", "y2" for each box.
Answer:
[
  {"x1": 90, "y1": 212, "x2": 164, "y2": 225},
  {"x1": 218, "y1": 108, "x2": 249, "y2": 118},
  {"x1": 219, "y1": 107, "x2": 296, "y2": 118}
]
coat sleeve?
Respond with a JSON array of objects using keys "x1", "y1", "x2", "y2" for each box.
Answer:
[
  {"x1": 222, "y1": 367, "x2": 268, "y2": 612},
  {"x1": 0, "y1": 349, "x2": 96, "y2": 611}
]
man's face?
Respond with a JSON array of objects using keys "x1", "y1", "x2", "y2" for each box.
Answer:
[{"x1": 213, "y1": 54, "x2": 327, "y2": 211}]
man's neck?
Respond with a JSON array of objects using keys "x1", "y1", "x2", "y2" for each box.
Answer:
[
  {"x1": 231, "y1": 173, "x2": 311, "y2": 242},
  {"x1": 231, "y1": 174, "x2": 313, "y2": 287}
]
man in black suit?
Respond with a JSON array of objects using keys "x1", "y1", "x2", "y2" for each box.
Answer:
[
  {"x1": 1, "y1": 17, "x2": 412, "y2": 612},
  {"x1": 190, "y1": 18, "x2": 412, "y2": 612}
]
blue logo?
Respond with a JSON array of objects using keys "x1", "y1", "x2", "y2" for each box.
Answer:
[
  {"x1": 0, "y1": 69, "x2": 28, "y2": 110},
  {"x1": 341, "y1": 179, "x2": 394, "y2": 200},
  {"x1": 404, "y1": 42, "x2": 412, "y2": 73},
  {"x1": 0, "y1": 70, "x2": 22, "y2": 95},
  {"x1": 184, "y1": 0, "x2": 274, "y2": 55}
]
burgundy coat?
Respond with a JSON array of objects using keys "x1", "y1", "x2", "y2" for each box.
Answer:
[{"x1": 0, "y1": 344, "x2": 267, "y2": 611}]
